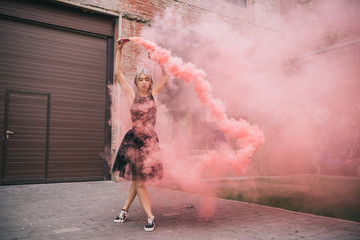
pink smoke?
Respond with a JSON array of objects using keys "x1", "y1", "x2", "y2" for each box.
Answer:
[
  {"x1": 110, "y1": 1, "x2": 360, "y2": 218},
  {"x1": 130, "y1": 37, "x2": 265, "y2": 179}
]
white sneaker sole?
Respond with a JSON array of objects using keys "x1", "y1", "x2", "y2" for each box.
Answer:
[
  {"x1": 114, "y1": 217, "x2": 127, "y2": 223},
  {"x1": 144, "y1": 224, "x2": 155, "y2": 232}
]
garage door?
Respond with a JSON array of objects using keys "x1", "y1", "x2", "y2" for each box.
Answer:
[{"x1": 0, "y1": 0, "x2": 114, "y2": 184}]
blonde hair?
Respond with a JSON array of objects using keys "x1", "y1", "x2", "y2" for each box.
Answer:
[{"x1": 134, "y1": 66, "x2": 153, "y2": 93}]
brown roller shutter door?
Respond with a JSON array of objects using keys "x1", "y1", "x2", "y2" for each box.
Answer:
[{"x1": 0, "y1": 0, "x2": 114, "y2": 184}]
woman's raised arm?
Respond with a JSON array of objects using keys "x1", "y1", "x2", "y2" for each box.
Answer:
[
  {"x1": 152, "y1": 60, "x2": 169, "y2": 101},
  {"x1": 114, "y1": 39, "x2": 135, "y2": 106}
]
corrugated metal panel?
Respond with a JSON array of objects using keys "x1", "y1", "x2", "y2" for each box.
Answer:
[
  {"x1": 0, "y1": 4, "x2": 111, "y2": 183},
  {"x1": 3, "y1": 91, "x2": 49, "y2": 182},
  {"x1": 0, "y1": 0, "x2": 114, "y2": 37}
]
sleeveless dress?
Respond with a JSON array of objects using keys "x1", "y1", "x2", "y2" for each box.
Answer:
[{"x1": 112, "y1": 93, "x2": 163, "y2": 181}]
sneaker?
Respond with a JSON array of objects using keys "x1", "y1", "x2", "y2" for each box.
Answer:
[
  {"x1": 114, "y1": 209, "x2": 128, "y2": 223},
  {"x1": 144, "y1": 216, "x2": 155, "y2": 232}
]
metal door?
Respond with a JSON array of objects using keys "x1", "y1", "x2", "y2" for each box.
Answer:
[
  {"x1": 0, "y1": 0, "x2": 114, "y2": 183},
  {"x1": 1, "y1": 90, "x2": 50, "y2": 184}
]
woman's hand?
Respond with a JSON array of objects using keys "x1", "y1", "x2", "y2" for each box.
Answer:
[
  {"x1": 117, "y1": 37, "x2": 130, "y2": 50},
  {"x1": 148, "y1": 51, "x2": 166, "y2": 74}
]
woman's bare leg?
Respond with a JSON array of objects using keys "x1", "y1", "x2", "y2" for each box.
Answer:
[
  {"x1": 135, "y1": 180, "x2": 153, "y2": 218},
  {"x1": 122, "y1": 181, "x2": 137, "y2": 211}
]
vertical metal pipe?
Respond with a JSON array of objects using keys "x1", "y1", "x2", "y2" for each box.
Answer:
[
  {"x1": 111, "y1": 12, "x2": 123, "y2": 181},
  {"x1": 118, "y1": 12, "x2": 122, "y2": 39}
]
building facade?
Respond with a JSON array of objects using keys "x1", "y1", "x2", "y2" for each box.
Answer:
[{"x1": 1, "y1": 0, "x2": 359, "y2": 184}]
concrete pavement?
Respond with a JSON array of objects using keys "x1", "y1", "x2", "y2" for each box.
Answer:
[{"x1": 0, "y1": 181, "x2": 359, "y2": 240}]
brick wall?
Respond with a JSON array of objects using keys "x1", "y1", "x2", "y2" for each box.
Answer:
[{"x1": 54, "y1": 0, "x2": 263, "y2": 77}]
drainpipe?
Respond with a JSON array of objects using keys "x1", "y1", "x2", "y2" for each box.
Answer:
[
  {"x1": 111, "y1": 12, "x2": 123, "y2": 182},
  {"x1": 118, "y1": 11, "x2": 122, "y2": 40}
]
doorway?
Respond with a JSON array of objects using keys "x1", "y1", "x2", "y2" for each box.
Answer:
[{"x1": 1, "y1": 90, "x2": 50, "y2": 184}]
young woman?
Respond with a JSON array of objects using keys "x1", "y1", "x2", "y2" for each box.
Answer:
[{"x1": 112, "y1": 38, "x2": 168, "y2": 232}]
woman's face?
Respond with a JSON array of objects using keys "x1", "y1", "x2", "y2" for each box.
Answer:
[{"x1": 136, "y1": 73, "x2": 151, "y2": 92}]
